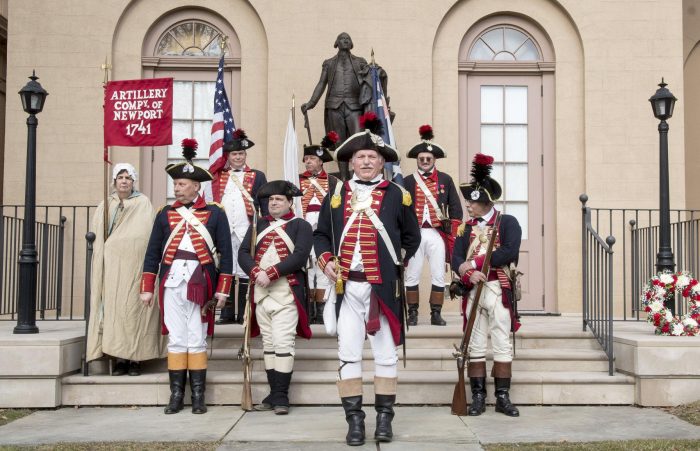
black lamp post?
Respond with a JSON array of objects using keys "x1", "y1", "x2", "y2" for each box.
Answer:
[
  {"x1": 648, "y1": 78, "x2": 677, "y2": 314},
  {"x1": 14, "y1": 70, "x2": 48, "y2": 334}
]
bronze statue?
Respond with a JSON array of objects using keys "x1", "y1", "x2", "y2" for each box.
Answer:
[{"x1": 301, "y1": 32, "x2": 375, "y2": 179}]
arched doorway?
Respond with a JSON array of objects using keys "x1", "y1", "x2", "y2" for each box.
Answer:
[{"x1": 459, "y1": 15, "x2": 556, "y2": 312}]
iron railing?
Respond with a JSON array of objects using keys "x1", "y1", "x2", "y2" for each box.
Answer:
[
  {"x1": 579, "y1": 197, "x2": 700, "y2": 320},
  {"x1": 0, "y1": 205, "x2": 96, "y2": 320},
  {"x1": 580, "y1": 195, "x2": 615, "y2": 375},
  {"x1": 630, "y1": 216, "x2": 700, "y2": 317}
]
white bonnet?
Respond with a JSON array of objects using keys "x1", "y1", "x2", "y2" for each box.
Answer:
[{"x1": 112, "y1": 163, "x2": 138, "y2": 182}]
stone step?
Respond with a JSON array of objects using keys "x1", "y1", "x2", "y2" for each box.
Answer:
[
  {"x1": 86, "y1": 347, "x2": 610, "y2": 375},
  {"x1": 210, "y1": 324, "x2": 603, "y2": 350},
  {"x1": 61, "y1": 369, "x2": 635, "y2": 406}
]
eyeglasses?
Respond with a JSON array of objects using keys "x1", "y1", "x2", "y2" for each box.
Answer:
[{"x1": 418, "y1": 157, "x2": 434, "y2": 163}]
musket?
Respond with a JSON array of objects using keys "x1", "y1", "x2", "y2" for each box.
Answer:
[
  {"x1": 451, "y1": 213, "x2": 501, "y2": 416},
  {"x1": 302, "y1": 110, "x2": 313, "y2": 146},
  {"x1": 238, "y1": 209, "x2": 258, "y2": 411}
]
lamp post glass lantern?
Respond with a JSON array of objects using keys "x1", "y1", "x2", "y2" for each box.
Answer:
[
  {"x1": 14, "y1": 70, "x2": 48, "y2": 334},
  {"x1": 648, "y1": 78, "x2": 677, "y2": 315}
]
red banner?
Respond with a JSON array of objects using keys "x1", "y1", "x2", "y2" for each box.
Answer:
[{"x1": 104, "y1": 77, "x2": 173, "y2": 147}]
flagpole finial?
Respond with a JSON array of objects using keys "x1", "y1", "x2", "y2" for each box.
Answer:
[
  {"x1": 220, "y1": 35, "x2": 228, "y2": 55},
  {"x1": 371, "y1": 48, "x2": 375, "y2": 65},
  {"x1": 101, "y1": 55, "x2": 112, "y2": 84}
]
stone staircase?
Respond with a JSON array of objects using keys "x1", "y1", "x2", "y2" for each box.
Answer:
[{"x1": 61, "y1": 315, "x2": 636, "y2": 406}]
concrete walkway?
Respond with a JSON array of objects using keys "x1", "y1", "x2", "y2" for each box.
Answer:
[{"x1": 0, "y1": 406, "x2": 698, "y2": 449}]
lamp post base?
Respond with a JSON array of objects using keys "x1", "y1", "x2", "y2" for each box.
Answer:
[{"x1": 13, "y1": 324, "x2": 39, "y2": 334}]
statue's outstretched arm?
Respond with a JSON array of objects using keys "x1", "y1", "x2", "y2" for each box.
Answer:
[{"x1": 302, "y1": 63, "x2": 329, "y2": 112}]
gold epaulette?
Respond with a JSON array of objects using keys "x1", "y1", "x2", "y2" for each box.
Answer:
[
  {"x1": 389, "y1": 181, "x2": 412, "y2": 206},
  {"x1": 208, "y1": 201, "x2": 224, "y2": 209},
  {"x1": 157, "y1": 204, "x2": 167, "y2": 213},
  {"x1": 457, "y1": 223, "x2": 466, "y2": 237},
  {"x1": 330, "y1": 180, "x2": 343, "y2": 208}
]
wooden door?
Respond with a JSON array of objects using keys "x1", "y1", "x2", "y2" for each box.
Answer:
[{"x1": 466, "y1": 75, "x2": 545, "y2": 311}]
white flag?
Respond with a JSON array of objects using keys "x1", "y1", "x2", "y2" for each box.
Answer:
[{"x1": 283, "y1": 111, "x2": 303, "y2": 217}]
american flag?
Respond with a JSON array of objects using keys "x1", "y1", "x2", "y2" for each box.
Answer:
[
  {"x1": 208, "y1": 55, "x2": 236, "y2": 174},
  {"x1": 370, "y1": 65, "x2": 403, "y2": 184}
]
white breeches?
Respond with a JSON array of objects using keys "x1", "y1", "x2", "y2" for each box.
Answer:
[
  {"x1": 308, "y1": 246, "x2": 331, "y2": 290},
  {"x1": 230, "y1": 234, "x2": 248, "y2": 279},
  {"x1": 466, "y1": 281, "x2": 512, "y2": 363},
  {"x1": 337, "y1": 281, "x2": 398, "y2": 379},
  {"x1": 256, "y1": 295, "x2": 299, "y2": 373},
  {"x1": 405, "y1": 228, "x2": 445, "y2": 288},
  {"x1": 164, "y1": 282, "x2": 208, "y2": 354}
]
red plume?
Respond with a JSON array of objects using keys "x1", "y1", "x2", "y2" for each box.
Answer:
[
  {"x1": 473, "y1": 153, "x2": 494, "y2": 165},
  {"x1": 326, "y1": 131, "x2": 340, "y2": 144},
  {"x1": 418, "y1": 124, "x2": 434, "y2": 141},
  {"x1": 233, "y1": 129, "x2": 247, "y2": 140},
  {"x1": 359, "y1": 112, "x2": 383, "y2": 135},
  {"x1": 181, "y1": 138, "x2": 198, "y2": 150}
]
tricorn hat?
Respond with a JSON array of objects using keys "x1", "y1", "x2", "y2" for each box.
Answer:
[
  {"x1": 165, "y1": 139, "x2": 213, "y2": 182},
  {"x1": 303, "y1": 131, "x2": 339, "y2": 163},
  {"x1": 334, "y1": 112, "x2": 399, "y2": 163},
  {"x1": 257, "y1": 180, "x2": 303, "y2": 200},
  {"x1": 223, "y1": 128, "x2": 255, "y2": 152},
  {"x1": 460, "y1": 153, "x2": 502, "y2": 203},
  {"x1": 406, "y1": 125, "x2": 446, "y2": 159}
]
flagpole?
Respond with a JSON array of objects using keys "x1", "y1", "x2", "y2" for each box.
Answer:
[
  {"x1": 291, "y1": 93, "x2": 295, "y2": 131},
  {"x1": 101, "y1": 56, "x2": 111, "y2": 240}
]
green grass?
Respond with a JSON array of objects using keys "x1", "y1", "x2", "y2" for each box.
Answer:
[
  {"x1": 0, "y1": 443, "x2": 218, "y2": 451},
  {"x1": 485, "y1": 440, "x2": 700, "y2": 451},
  {"x1": 0, "y1": 410, "x2": 34, "y2": 427}
]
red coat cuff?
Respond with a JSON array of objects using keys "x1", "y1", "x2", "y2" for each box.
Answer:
[
  {"x1": 461, "y1": 269, "x2": 476, "y2": 289},
  {"x1": 473, "y1": 254, "x2": 485, "y2": 271},
  {"x1": 318, "y1": 252, "x2": 333, "y2": 271},
  {"x1": 265, "y1": 266, "x2": 281, "y2": 281},
  {"x1": 216, "y1": 273, "x2": 233, "y2": 296},
  {"x1": 250, "y1": 266, "x2": 262, "y2": 280},
  {"x1": 141, "y1": 272, "x2": 157, "y2": 294}
]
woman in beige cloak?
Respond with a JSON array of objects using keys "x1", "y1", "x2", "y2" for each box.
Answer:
[{"x1": 86, "y1": 163, "x2": 165, "y2": 375}]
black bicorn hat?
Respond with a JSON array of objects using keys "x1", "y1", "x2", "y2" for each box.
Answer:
[
  {"x1": 406, "y1": 124, "x2": 446, "y2": 159},
  {"x1": 223, "y1": 128, "x2": 255, "y2": 152},
  {"x1": 303, "y1": 131, "x2": 339, "y2": 163},
  {"x1": 460, "y1": 153, "x2": 502, "y2": 203},
  {"x1": 165, "y1": 138, "x2": 213, "y2": 182},
  {"x1": 334, "y1": 112, "x2": 399, "y2": 163},
  {"x1": 257, "y1": 180, "x2": 303, "y2": 200}
]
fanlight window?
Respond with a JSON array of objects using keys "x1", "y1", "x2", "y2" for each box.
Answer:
[
  {"x1": 469, "y1": 26, "x2": 540, "y2": 61},
  {"x1": 156, "y1": 21, "x2": 225, "y2": 56}
]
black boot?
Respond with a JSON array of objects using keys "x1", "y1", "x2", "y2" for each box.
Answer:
[
  {"x1": 189, "y1": 369, "x2": 208, "y2": 414},
  {"x1": 274, "y1": 371, "x2": 292, "y2": 415},
  {"x1": 216, "y1": 279, "x2": 237, "y2": 324},
  {"x1": 406, "y1": 289, "x2": 419, "y2": 326},
  {"x1": 315, "y1": 302, "x2": 325, "y2": 325},
  {"x1": 236, "y1": 279, "x2": 249, "y2": 324},
  {"x1": 467, "y1": 377, "x2": 487, "y2": 416},
  {"x1": 254, "y1": 369, "x2": 275, "y2": 411},
  {"x1": 164, "y1": 370, "x2": 186, "y2": 414},
  {"x1": 495, "y1": 378, "x2": 519, "y2": 417},
  {"x1": 374, "y1": 394, "x2": 395, "y2": 442},
  {"x1": 341, "y1": 396, "x2": 366, "y2": 446},
  {"x1": 430, "y1": 303, "x2": 447, "y2": 326}
]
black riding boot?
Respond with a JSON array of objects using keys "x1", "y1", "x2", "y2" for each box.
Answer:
[
  {"x1": 164, "y1": 370, "x2": 186, "y2": 414},
  {"x1": 495, "y1": 378, "x2": 520, "y2": 417},
  {"x1": 315, "y1": 302, "x2": 325, "y2": 325},
  {"x1": 467, "y1": 377, "x2": 487, "y2": 416},
  {"x1": 341, "y1": 395, "x2": 366, "y2": 446},
  {"x1": 374, "y1": 394, "x2": 395, "y2": 442},
  {"x1": 236, "y1": 279, "x2": 249, "y2": 324},
  {"x1": 406, "y1": 289, "x2": 419, "y2": 326},
  {"x1": 189, "y1": 369, "x2": 208, "y2": 414},
  {"x1": 430, "y1": 303, "x2": 447, "y2": 326},
  {"x1": 216, "y1": 279, "x2": 237, "y2": 324},
  {"x1": 254, "y1": 368, "x2": 275, "y2": 411},
  {"x1": 273, "y1": 371, "x2": 292, "y2": 415}
]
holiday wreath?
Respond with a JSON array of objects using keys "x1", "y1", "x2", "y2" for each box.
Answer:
[{"x1": 641, "y1": 271, "x2": 700, "y2": 336}]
